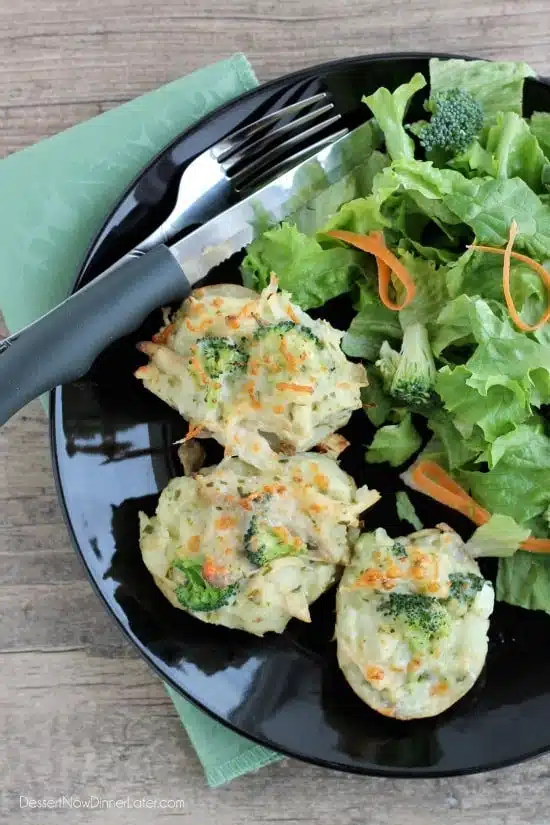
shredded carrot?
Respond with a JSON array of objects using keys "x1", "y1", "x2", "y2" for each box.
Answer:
[
  {"x1": 410, "y1": 461, "x2": 490, "y2": 526},
  {"x1": 245, "y1": 380, "x2": 262, "y2": 410},
  {"x1": 262, "y1": 483, "x2": 287, "y2": 495},
  {"x1": 134, "y1": 366, "x2": 150, "y2": 378},
  {"x1": 248, "y1": 358, "x2": 260, "y2": 376},
  {"x1": 215, "y1": 515, "x2": 236, "y2": 530},
  {"x1": 272, "y1": 404, "x2": 285, "y2": 414},
  {"x1": 326, "y1": 229, "x2": 416, "y2": 310},
  {"x1": 313, "y1": 473, "x2": 330, "y2": 492},
  {"x1": 187, "y1": 299, "x2": 205, "y2": 316},
  {"x1": 276, "y1": 382, "x2": 314, "y2": 394},
  {"x1": 286, "y1": 304, "x2": 300, "y2": 323},
  {"x1": 272, "y1": 525, "x2": 292, "y2": 542},
  {"x1": 152, "y1": 324, "x2": 175, "y2": 345},
  {"x1": 225, "y1": 315, "x2": 240, "y2": 329},
  {"x1": 211, "y1": 297, "x2": 224, "y2": 308},
  {"x1": 190, "y1": 356, "x2": 208, "y2": 385},
  {"x1": 468, "y1": 220, "x2": 550, "y2": 332},
  {"x1": 184, "y1": 318, "x2": 203, "y2": 333},
  {"x1": 239, "y1": 301, "x2": 257, "y2": 318},
  {"x1": 365, "y1": 665, "x2": 385, "y2": 682},
  {"x1": 521, "y1": 537, "x2": 550, "y2": 553},
  {"x1": 410, "y1": 460, "x2": 550, "y2": 554},
  {"x1": 183, "y1": 424, "x2": 203, "y2": 443},
  {"x1": 202, "y1": 557, "x2": 228, "y2": 581},
  {"x1": 280, "y1": 338, "x2": 298, "y2": 372}
]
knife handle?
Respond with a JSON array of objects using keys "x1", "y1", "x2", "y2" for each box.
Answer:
[{"x1": 0, "y1": 245, "x2": 189, "y2": 426}]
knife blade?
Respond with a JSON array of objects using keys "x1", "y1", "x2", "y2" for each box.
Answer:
[{"x1": 166, "y1": 117, "x2": 375, "y2": 283}]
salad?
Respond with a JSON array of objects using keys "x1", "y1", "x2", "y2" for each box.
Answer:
[{"x1": 239, "y1": 57, "x2": 550, "y2": 617}]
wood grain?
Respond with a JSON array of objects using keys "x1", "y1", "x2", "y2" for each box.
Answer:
[{"x1": 2, "y1": 3, "x2": 550, "y2": 823}]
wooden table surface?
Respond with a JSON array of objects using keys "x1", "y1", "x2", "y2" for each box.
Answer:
[{"x1": 2, "y1": 2, "x2": 550, "y2": 822}]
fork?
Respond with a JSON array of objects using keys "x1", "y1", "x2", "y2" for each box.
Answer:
[
  {"x1": 0, "y1": 93, "x2": 346, "y2": 426},
  {"x1": 103, "y1": 92, "x2": 346, "y2": 274}
]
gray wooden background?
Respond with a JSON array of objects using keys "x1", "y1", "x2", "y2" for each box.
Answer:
[{"x1": 1, "y1": 2, "x2": 550, "y2": 822}]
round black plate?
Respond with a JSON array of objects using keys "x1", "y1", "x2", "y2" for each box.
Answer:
[{"x1": 51, "y1": 53, "x2": 550, "y2": 777}]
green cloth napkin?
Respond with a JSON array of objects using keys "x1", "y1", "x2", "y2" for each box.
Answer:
[{"x1": 0, "y1": 53, "x2": 283, "y2": 787}]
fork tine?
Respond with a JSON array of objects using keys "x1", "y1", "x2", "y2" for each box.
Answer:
[
  {"x1": 228, "y1": 115, "x2": 344, "y2": 190},
  {"x1": 219, "y1": 102, "x2": 335, "y2": 171},
  {"x1": 234, "y1": 127, "x2": 348, "y2": 194},
  {"x1": 213, "y1": 93, "x2": 329, "y2": 162}
]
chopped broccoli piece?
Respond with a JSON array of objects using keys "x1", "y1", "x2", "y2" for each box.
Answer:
[
  {"x1": 197, "y1": 336, "x2": 248, "y2": 380},
  {"x1": 244, "y1": 515, "x2": 305, "y2": 568},
  {"x1": 391, "y1": 541, "x2": 408, "y2": 559},
  {"x1": 418, "y1": 88, "x2": 484, "y2": 155},
  {"x1": 448, "y1": 572, "x2": 484, "y2": 605},
  {"x1": 377, "y1": 323, "x2": 436, "y2": 407},
  {"x1": 378, "y1": 592, "x2": 450, "y2": 653},
  {"x1": 253, "y1": 321, "x2": 324, "y2": 349},
  {"x1": 170, "y1": 558, "x2": 237, "y2": 612}
]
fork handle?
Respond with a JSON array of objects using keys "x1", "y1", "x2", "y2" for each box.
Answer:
[{"x1": 0, "y1": 245, "x2": 189, "y2": 426}]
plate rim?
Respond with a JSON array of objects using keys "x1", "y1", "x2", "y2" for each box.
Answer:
[{"x1": 48, "y1": 50, "x2": 550, "y2": 778}]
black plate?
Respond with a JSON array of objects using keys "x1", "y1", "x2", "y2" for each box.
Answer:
[{"x1": 51, "y1": 53, "x2": 550, "y2": 777}]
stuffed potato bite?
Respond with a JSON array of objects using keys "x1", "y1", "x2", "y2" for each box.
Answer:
[
  {"x1": 336, "y1": 526, "x2": 494, "y2": 719},
  {"x1": 139, "y1": 453, "x2": 380, "y2": 636},
  {"x1": 135, "y1": 278, "x2": 366, "y2": 468}
]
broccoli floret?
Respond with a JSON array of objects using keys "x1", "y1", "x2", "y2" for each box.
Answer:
[
  {"x1": 170, "y1": 558, "x2": 237, "y2": 612},
  {"x1": 376, "y1": 340, "x2": 400, "y2": 388},
  {"x1": 244, "y1": 515, "x2": 305, "y2": 568},
  {"x1": 377, "y1": 323, "x2": 436, "y2": 407},
  {"x1": 391, "y1": 541, "x2": 408, "y2": 559},
  {"x1": 378, "y1": 592, "x2": 450, "y2": 653},
  {"x1": 198, "y1": 336, "x2": 248, "y2": 379},
  {"x1": 418, "y1": 88, "x2": 484, "y2": 155},
  {"x1": 253, "y1": 321, "x2": 324, "y2": 349},
  {"x1": 448, "y1": 572, "x2": 484, "y2": 605}
]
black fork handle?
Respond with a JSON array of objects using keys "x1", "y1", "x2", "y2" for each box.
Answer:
[{"x1": 0, "y1": 245, "x2": 189, "y2": 426}]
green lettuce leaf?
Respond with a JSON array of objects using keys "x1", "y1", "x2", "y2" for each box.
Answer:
[
  {"x1": 496, "y1": 552, "x2": 550, "y2": 612},
  {"x1": 396, "y1": 491, "x2": 423, "y2": 530},
  {"x1": 360, "y1": 369, "x2": 395, "y2": 428},
  {"x1": 431, "y1": 294, "x2": 511, "y2": 356},
  {"x1": 362, "y1": 73, "x2": 427, "y2": 161},
  {"x1": 465, "y1": 336, "x2": 550, "y2": 406},
  {"x1": 376, "y1": 158, "x2": 550, "y2": 261},
  {"x1": 461, "y1": 421, "x2": 550, "y2": 523},
  {"x1": 445, "y1": 247, "x2": 550, "y2": 330},
  {"x1": 464, "y1": 513, "x2": 531, "y2": 558},
  {"x1": 482, "y1": 112, "x2": 549, "y2": 193},
  {"x1": 365, "y1": 412, "x2": 422, "y2": 467},
  {"x1": 372, "y1": 161, "x2": 465, "y2": 228},
  {"x1": 240, "y1": 222, "x2": 361, "y2": 309},
  {"x1": 443, "y1": 175, "x2": 550, "y2": 260},
  {"x1": 341, "y1": 299, "x2": 402, "y2": 360},
  {"x1": 426, "y1": 409, "x2": 482, "y2": 470},
  {"x1": 436, "y1": 364, "x2": 531, "y2": 442},
  {"x1": 429, "y1": 58, "x2": 535, "y2": 120},
  {"x1": 396, "y1": 251, "x2": 450, "y2": 331},
  {"x1": 320, "y1": 194, "x2": 389, "y2": 236},
  {"x1": 529, "y1": 112, "x2": 550, "y2": 159}
]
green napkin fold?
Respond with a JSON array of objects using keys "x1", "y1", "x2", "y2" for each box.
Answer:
[{"x1": 0, "y1": 53, "x2": 283, "y2": 786}]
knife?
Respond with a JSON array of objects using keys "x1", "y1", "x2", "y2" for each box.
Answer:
[{"x1": 0, "y1": 119, "x2": 373, "y2": 427}]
